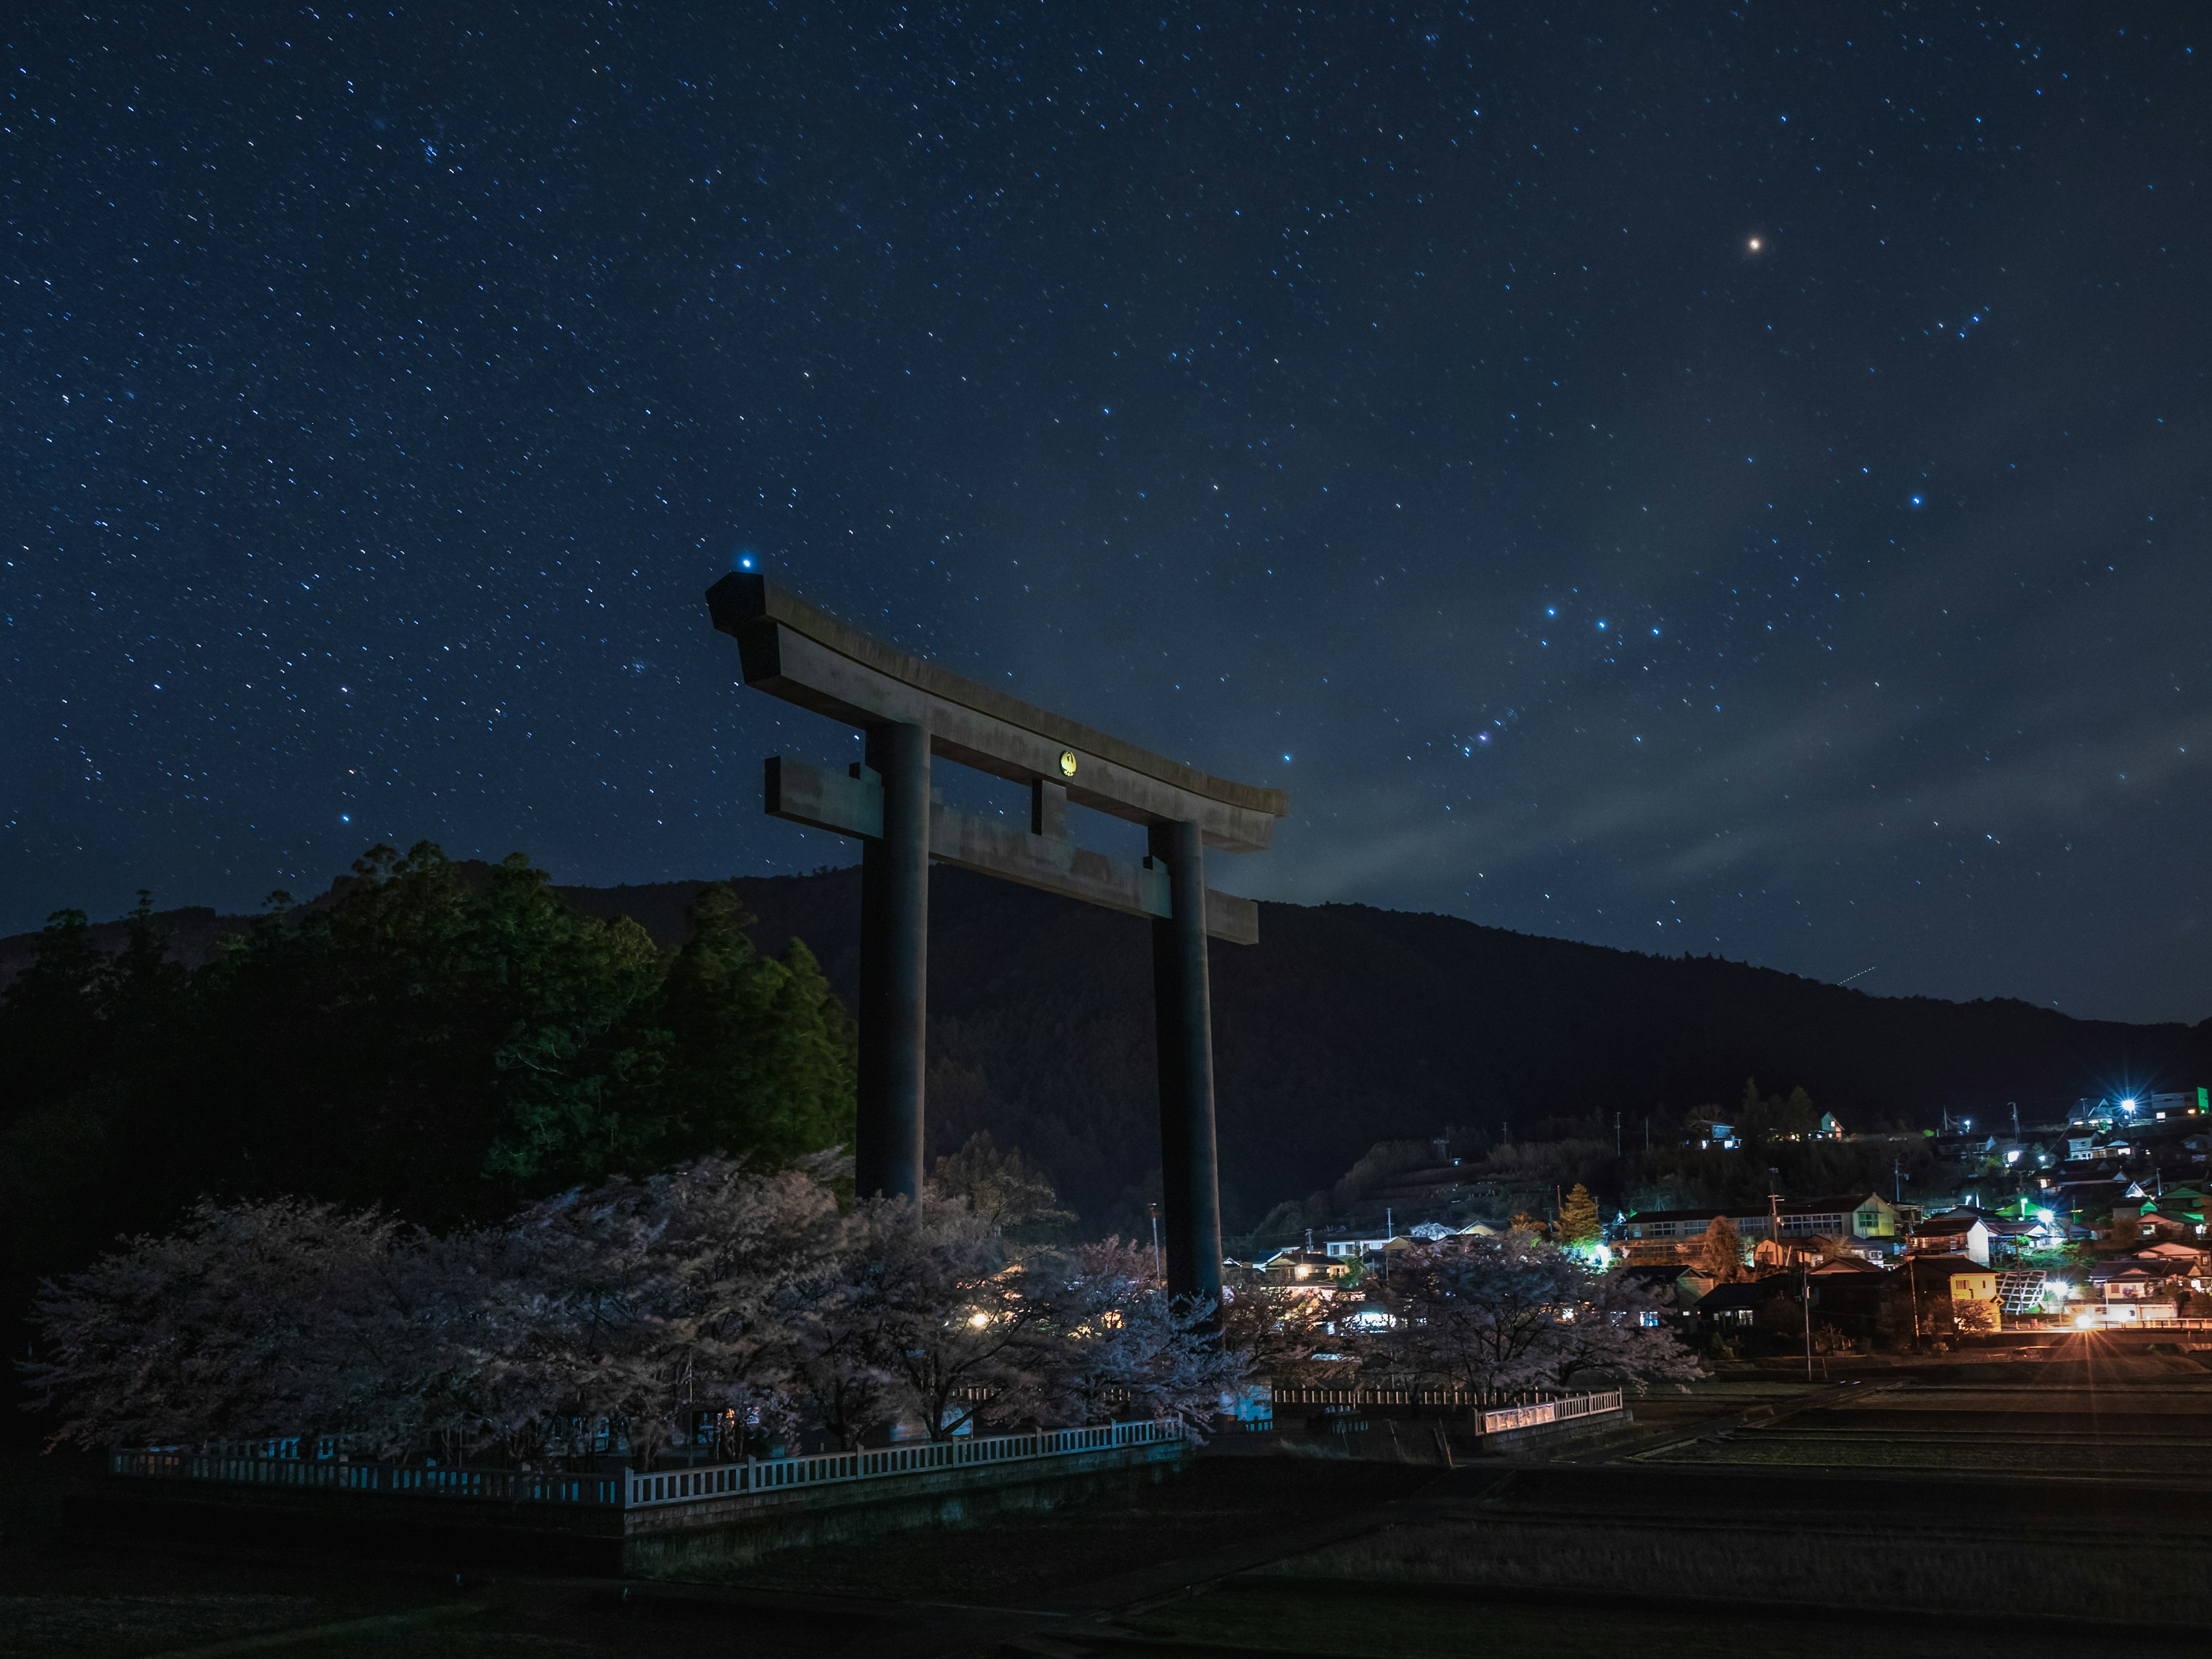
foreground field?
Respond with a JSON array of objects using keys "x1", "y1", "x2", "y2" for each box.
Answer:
[
  {"x1": 1250, "y1": 1511, "x2": 2196, "y2": 1626},
  {"x1": 1131, "y1": 1584, "x2": 2203, "y2": 1659},
  {"x1": 5, "y1": 1355, "x2": 2210, "y2": 1657}
]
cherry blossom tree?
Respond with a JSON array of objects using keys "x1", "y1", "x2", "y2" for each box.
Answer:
[
  {"x1": 22, "y1": 1198, "x2": 459, "y2": 1455},
  {"x1": 851, "y1": 1197, "x2": 1048, "y2": 1442},
  {"x1": 470, "y1": 1153, "x2": 850, "y2": 1463},
  {"x1": 1376, "y1": 1233, "x2": 1700, "y2": 1396},
  {"x1": 25, "y1": 1156, "x2": 1263, "y2": 1463},
  {"x1": 1035, "y1": 1238, "x2": 1247, "y2": 1433}
]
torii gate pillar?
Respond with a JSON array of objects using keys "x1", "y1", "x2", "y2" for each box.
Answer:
[
  {"x1": 1150, "y1": 817, "x2": 1222, "y2": 1302},
  {"x1": 706, "y1": 573, "x2": 1287, "y2": 1304},
  {"x1": 855, "y1": 719, "x2": 930, "y2": 1203}
]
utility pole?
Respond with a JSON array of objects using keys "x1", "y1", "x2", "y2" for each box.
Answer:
[
  {"x1": 1766, "y1": 1181, "x2": 1783, "y2": 1278},
  {"x1": 1149, "y1": 1202, "x2": 1162, "y2": 1281},
  {"x1": 1802, "y1": 1252, "x2": 1815, "y2": 1382}
]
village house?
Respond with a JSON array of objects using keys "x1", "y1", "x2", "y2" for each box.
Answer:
[
  {"x1": 2084, "y1": 1246, "x2": 2209, "y2": 1313},
  {"x1": 1243, "y1": 1249, "x2": 1354, "y2": 1291},
  {"x1": 1899, "y1": 1256, "x2": 2003, "y2": 1337},
  {"x1": 1317, "y1": 1232, "x2": 1416, "y2": 1262},
  {"x1": 2070, "y1": 1259, "x2": 2183, "y2": 1324},
  {"x1": 1618, "y1": 1263, "x2": 1717, "y2": 1317},
  {"x1": 1979, "y1": 1213, "x2": 2064, "y2": 1263},
  {"x1": 1909, "y1": 1211, "x2": 1992, "y2": 1266},
  {"x1": 1801, "y1": 1255, "x2": 1892, "y2": 1335},
  {"x1": 1691, "y1": 1281, "x2": 1763, "y2": 1330},
  {"x1": 2101, "y1": 1195, "x2": 2209, "y2": 1249}
]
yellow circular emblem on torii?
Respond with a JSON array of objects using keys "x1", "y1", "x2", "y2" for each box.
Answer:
[{"x1": 1058, "y1": 750, "x2": 1078, "y2": 778}]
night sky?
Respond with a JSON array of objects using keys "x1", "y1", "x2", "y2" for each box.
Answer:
[{"x1": 6, "y1": 7, "x2": 2208, "y2": 1023}]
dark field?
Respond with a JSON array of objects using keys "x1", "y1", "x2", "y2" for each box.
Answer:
[{"x1": 7, "y1": 1355, "x2": 2212, "y2": 1657}]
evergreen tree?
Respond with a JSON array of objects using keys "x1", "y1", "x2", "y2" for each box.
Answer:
[
  {"x1": 0, "y1": 909, "x2": 106, "y2": 1125},
  {"x1": 1696, "y1": 1213, "x2": 1747, "y2": 1282},
  {"x1": 653, "y1": 883, "x2": 857, "y2": 1168},
  {"x1": 1557, "y1": 1182, "x2": 1602, "y2": 1246},
  {"x1": 930, "y1": 1131, "x2": 1075, "y2": 1237}
]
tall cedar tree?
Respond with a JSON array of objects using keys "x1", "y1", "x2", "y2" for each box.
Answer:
[
  {"x1": 1696, "y1": 1213, "x2": 1748, "y2": 1282},
  {"x1": 1556, "y1": 1182, "x2": 1602, "y2": 1245},
  {"x1": 654, "y1": 884, "x2": 856, "y2": 1167}
]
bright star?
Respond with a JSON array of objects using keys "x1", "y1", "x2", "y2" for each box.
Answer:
[{"x1": 1748, "y1": 236, "x2": 1762, "y2": 252}]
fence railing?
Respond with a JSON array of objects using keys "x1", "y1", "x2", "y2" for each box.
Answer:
[
  {"x1": 1481, "y1": 1390, "x2": 1622, "y2": 1435},
  {"x1": 2009, "y1": 1315, "x2": 2212, "y2": 1331},
  {"x1": 110, "y1": 1449, "x2": 620, "y2": 1506},
  {"x1": 626, "y1": 1418, "x2": 1185, "y2": 1509},
  {"x1": 1270, "y1": 1383, "x2": 1539, "y2": 1412},
  {"x1": 1262, "y1": 1381, "x2": 1624, "y2": 1435},
  {"x1": 112, "y1": 1418, "x2": 1188, "y2": 1515}
]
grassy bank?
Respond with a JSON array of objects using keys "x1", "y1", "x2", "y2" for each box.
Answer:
[{"x1": 1251, "y1": 1513, "x2": 2195, "y2": 1627}]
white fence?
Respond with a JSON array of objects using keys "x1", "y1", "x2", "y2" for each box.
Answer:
[
  {"x1": 1271, "y1": 1383, "x2": 1552, "y2": 1412},
  {"x1": 111, "y1": 1448, "x2": 620, "y2": 1506},
  {"x1": 626, "y1": 1418, "x2": 1185, "y2": 1510},
  {"x1": 113, "y1": 1418, "x2": 1187, "y2": 1516},
  {"x1": 1480, "y1": 1390, "x2": 1622, "y2": 1436}
]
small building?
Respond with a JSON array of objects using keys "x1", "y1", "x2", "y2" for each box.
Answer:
[
  {"x1": 1319, "y1": 1233, "x2": 1416, "y2": 1260},
  {"x1": 1980, "y1": 1214, "x2": 2063, "y2": 1263},
  {"x1": 1693, "y1": 1281, "x2": 1762, "y2": 1330},
  {"x1": 1910, "y1": 1212, "x2": 1992, "y2": 1267},
  {"x1": 1801, "y1": 1256, "x2": 1891, "y2": 1336},
  {"x1": 2103, "y1": 1198, "x2": 2209, "y2": 1248},
  {"x1": 1255, "y1": 1249, "x2": 1353, "y2": 1288},
  {"x1": 1885, "y1": 1256, "x2": 2002, "y2": 1336},
  {"x1": 1618, "y1": 1264, "x2": 1714, "y2": 1309},
  {"x1": 2099, "y1": 1267, "x2": 2162, "y2": 1302}
]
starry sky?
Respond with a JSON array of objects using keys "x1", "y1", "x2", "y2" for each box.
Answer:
[{"x1": 6, "y1": 6, "x2": 2209, "y2": 1023}]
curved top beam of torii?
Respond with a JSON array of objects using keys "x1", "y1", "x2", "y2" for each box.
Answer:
[{"x1": 706, "y1": 573, "x2": 1288, "y2": 853}]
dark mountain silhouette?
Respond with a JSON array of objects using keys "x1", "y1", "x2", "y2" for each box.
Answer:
[{"x1": 12, "y1": 866, "x2": 2203, "y2": 1233}]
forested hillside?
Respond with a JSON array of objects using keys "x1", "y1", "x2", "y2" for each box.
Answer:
[
  {"x1": 695, "y1": 867, "x2": 2210, "y2": 1233},
  {"x1": 17, "y1": 858, "x2": 2198, "y2": 1248}
]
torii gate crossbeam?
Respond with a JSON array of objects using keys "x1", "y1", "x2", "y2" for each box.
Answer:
[{"x1": 705, "y1": 574, "x2": 1287, "y2": 1304}]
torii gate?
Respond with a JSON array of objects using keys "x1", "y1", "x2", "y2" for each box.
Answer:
[{"x1": 705, "y1": 573, "x2": 1287, "y2": 1302}]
